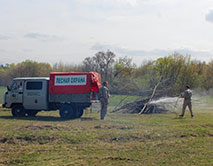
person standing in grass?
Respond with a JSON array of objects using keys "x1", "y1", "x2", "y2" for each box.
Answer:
[
  {"x1": 179, "y1": 85, "x2": 193, "y2": 118},
  {"x1": 98, "y1": 81, "x2": 110, "y2": 120}
]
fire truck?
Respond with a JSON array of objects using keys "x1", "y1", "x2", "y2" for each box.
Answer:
[{"x1": 3, "y1": 72, "x2": 101, "y2": 119}]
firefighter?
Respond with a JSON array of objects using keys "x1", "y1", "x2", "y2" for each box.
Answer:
[
  {"x1": 99, "y1": 81, "x2": 110, "y2": 120},
  {"x1": 179, "y1": 85, "x2": 193, "y2": 118}
]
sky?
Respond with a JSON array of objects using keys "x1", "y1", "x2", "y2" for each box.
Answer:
[{"x1": 0, "y1": 0, "x2": 213, "y2": 66}]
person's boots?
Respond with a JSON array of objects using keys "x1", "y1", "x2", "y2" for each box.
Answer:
[{"x1": 179, "y1": 115, "x2": 184, "y2": 118}]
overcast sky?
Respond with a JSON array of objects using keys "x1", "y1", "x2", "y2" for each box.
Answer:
[{"x1": 0, "y1": 0, "x2": 213, "y2": 65}]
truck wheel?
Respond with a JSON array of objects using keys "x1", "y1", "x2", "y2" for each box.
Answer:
[
  {"x1": 12, "y1": 105, "x2": 26, "y2": 117},
  {"x1": 75, "y1": 109, "x2": 83, "y2": 118},
  {"x1": 59, "y1": 105, "x2": 75, "y2": 119},
  {"x1": 26, "y1": 110, "x2": 38, "y2": 117}
]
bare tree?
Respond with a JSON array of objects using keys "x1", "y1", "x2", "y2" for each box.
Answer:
[{"x1": 83, "y1": 50, "x2": 116, "y2": 81}]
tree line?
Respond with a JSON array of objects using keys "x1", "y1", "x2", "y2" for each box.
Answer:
[{"x1": 1, "y1": 50, "x2": 213, "y2": 96}]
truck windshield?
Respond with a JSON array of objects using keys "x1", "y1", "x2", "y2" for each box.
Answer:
[
  {"x1": 11, "y1": 81, "x2": 18, "y2": 90},
  {"x1": 11, "y1": 81, "x2": 23, "y2": 91}
]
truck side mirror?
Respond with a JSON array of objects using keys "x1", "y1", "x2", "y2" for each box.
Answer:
[{"x1": 7, "y1": 85, "x2": 11, "y2": 91}]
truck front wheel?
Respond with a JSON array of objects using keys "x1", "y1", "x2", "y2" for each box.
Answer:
[
  {"x1": 12, "y1": 105, "x2": 26, "y2": 117},
  {"x1": 59, "y1": 105, "x2": 75, "y2": 119}
]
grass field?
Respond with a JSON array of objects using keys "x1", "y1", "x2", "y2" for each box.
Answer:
[
  {"x1": 0, "y1": 90, "x2": 212, "y2": 165},
  {"x1": 0, "y1": 107, "x2": 212, "y2": 165}
]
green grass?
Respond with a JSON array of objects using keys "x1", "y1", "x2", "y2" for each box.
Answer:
[
  {"x1": 0, "y1": 108, "x2": 212, "y2": 166},
  {"x1": 0, "y1": 87, "x2": 6, "y2": 104},
  {"x1": 0, "y1": 93, "x2": 212, "y2": 165}
]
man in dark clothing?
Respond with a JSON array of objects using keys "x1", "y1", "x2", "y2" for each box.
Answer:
[
  {"x1": 99, "y1": 81, "x2": 110, "y2": 120},
  {"x1": 179, "y1": 85, "x2": 193, "y2": 118}
]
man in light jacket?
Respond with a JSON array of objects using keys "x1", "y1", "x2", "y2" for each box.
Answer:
[{"x1": 99, "y1": 81, "x2": 110, "y2": 120}]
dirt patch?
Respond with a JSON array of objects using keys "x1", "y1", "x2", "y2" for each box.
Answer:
[
  {"x1": 105, "y1": 157, "x2": 139, "y2": 161},
  {"x1": 94, "y1": 125, "x2": 133, "y2": 130},
  {"x1": 0, "y1": 134, "x2": 57, "y2": 145},
  {"x1": 201, "y1": 124, "x2": 213, "y2": 128},
  {"x1": 179, "y1": 133, "x2": 212, "y2": 138},
  {"x1": 16, "y1": 124, "x2": 71, "y2": 131},
  {"x1": 110, "y1": 135, "x2": 142, "y2": 142},
  {"x1": 99, "y1": 132, "x2": 160, "y2": 143},
  {"x1": 208, "y1": 133, "x2": 213, "y2": 137},
  {"x1": 0, "y1": 137, "x2": 8, "y2": 143}
]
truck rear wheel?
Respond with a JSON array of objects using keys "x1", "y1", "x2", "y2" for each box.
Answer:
[
  {"x1": 12, "y1": 105, "x2": 26, "y2": 117},
  {"x1": 75, "y1": 109, "x2": 83, "y2": 118},
  {"x1": 59, "y1": 104, "x2": 75, "y2": 119}
]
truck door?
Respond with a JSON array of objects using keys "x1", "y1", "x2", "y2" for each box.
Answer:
[
  {"x1": 23, "y1": 80, "x2": 48, "y2": 110},
  {"x1": 6, "y1": 80, "x2": 24, "y2": 106}
]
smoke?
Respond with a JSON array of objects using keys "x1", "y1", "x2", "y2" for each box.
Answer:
[
  {"x1": 150, "y1": 97, "x2": 179, "y2": 104},
  {"x1": 150, "y1": 97, "x2": 181, "y2": 113},
  {"x1": 193, "y1": 88, "x2": 213, "y2": 96}
]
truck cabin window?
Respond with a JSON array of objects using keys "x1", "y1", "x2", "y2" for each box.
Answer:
[{"x1": 26, "y1": 82, "x2": 42, "y2": 90}]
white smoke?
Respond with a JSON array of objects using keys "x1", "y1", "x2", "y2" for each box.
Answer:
[{"x1": 150, "y1": 97, "x2": 182, "y2": 112}]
